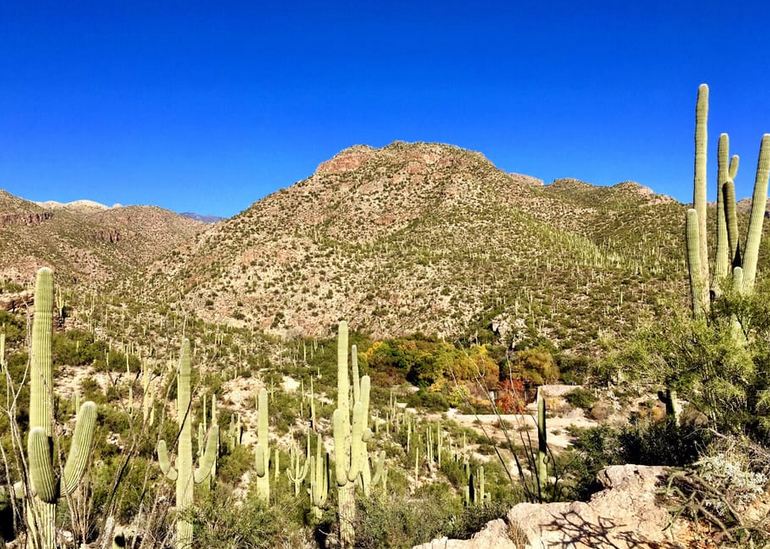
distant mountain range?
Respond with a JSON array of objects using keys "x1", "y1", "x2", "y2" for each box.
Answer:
[
  {"x1": 180, "y1": 212, "x2": 225, "y2": 224},
  {"x1": 3, "y1": 141, "x2": 767, "y2": 350}
]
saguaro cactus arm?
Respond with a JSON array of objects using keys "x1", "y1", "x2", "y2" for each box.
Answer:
[
  {"x1": 715, "y1": 133, "x2": 730, "y2": 280},
  {"x1": 157, "y1": 440, "x2": 178, "y2": 481},
  {"x1": 742, "y1": 134, "x2": 770, "y2": 291},
  {"x1": 62, "y1": 401, "x2": 97, "y2": 494},
  {"x1": 332, "y1": 409, "x2": 348, "y2": 486},
  {"x1": 28, "y1": 428, "x2": 57, "y2": 503},
  {"x1": 254, "y1": 444, "x2": 267, "y2": 477},
  {"x1": 193, "y1": 425, "x2": 219, "y2": 484}
]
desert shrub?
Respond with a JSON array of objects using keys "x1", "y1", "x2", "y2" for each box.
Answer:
[
  {"x1": 406, "y1": 389, "x2": 449, "y2": 412},
  {"x1": 619, "y1": 418, "x2": 710, "y2": 467},
  {"x1": 565, "y1": 387, "x2": 597, "y2": 411},
  {"x1": 354, "y1": 482, "x2": 460, "y2": 548},
  {"x1": 217, "y1": 445, "x2": 254, "y2": 485},
  {"x1": 612, "y1": 287, "x2": 770, "y2": 440},
  {"x1": 557, "y1": 353, "x2": 593, "y2": 385},
  {"x1": 188, "y1": 483, "x2": 307, "y2": 548},
  {"x1": 695, "y1": 451, "x2": 767, "y2": 517},
  {"x1": 564, "y1": 420, "x2": 711, "y2": 500},
  {"x1": 496, "y1": 379, "x2": 526, "y2": 413},
  {"x1": 502, "y1": 347, "x2": 559, "y2": 386}
]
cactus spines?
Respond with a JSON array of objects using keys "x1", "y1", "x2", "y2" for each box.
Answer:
[
  {"x1": 156, "y1": 339, "x2": 219, "y2": 549},
  {"x1": 26, "y1": 268, "x2": 98, "y2": 549},
  {"x1": 254, "y1": 387, "x2": 270, "y2": 502},
  {"x1": 537, "y1": 393, "x2": 548, "y2": 493},
  {"x1": 30, "y1": 268, "x2": 54, "y2": 434},
  {"x1": 694, "y1": 83, "x2": 710, "y2": 285},
  {"x1": 741, "y1": 134, "x2": 770, "y2": 291},
  {"x1": 310, "y1": 377, "x2": 317, "y2": 430}
]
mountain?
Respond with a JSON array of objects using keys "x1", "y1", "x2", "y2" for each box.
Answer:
[
  {"x1": 33, "y1": 199, "x2": 122, "y2": 212},
  {"x1": 180, "y1": 212, "x2": 225, "y2": 224},
  {"x1": 143, "y1": 141, "x2": 692, "y2": 350},
  {"x1": 0, "y1": 190, "x2": 206, "y2": 285}
]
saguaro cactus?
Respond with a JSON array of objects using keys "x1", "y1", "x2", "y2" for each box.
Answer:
[
  {"x1": 25, "y1": 268, "x2": 97, "y2": 549},
  {"x1": 253, "y1": 387, "x2": 270, "y2": 502},
  {"x1": 308, "y1": 434, "x2": 329, "y2": 519},
  {"x1": 332, "y1": 321, "x2": 372, "y2": 548},
  {"x1": 157, "y1": 339, "x2": 219, "y2": 549},
  {"x1": 464, "y1": 466, "x2": 488, "y2": 506},
  {"x1": 685, "y1": 84, "x2": 770, "y2": 316},
  {"x1": 286, "y1": 436, "x2": 310, "y2": 496}
]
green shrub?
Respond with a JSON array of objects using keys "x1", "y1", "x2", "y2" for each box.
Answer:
[{"x1": 565, "y1": 387, "x2": 597, "y2": 411}]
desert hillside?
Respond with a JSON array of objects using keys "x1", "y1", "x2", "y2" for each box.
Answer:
[
  {"x1": 0, "y1": 190, "x2": 206, "y2": 285},
  {"x1": 143, "y1": 141, "x2": 688, "y2": 349}
]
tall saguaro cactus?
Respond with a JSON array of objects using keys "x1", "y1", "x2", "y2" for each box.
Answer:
[
  {"x1": 685, "y1": 84, "x2": 770, "y2": 315},
  {"x1": 26, "y1": 268, "x2": 97, "y2": 549},
  {"x1": 253, "y1": 387, "x2": 270, "y2": 502},
  {"x1": 157, "y1": 339, "x2": 219, "y2": 549},
  {"x1": 332, "y1": 321, "x2": 372, "y2": 548}
]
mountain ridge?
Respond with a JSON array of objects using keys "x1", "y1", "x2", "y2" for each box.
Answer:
[{"x1": 138, "y1": 141, "x2": 690, "y2": 350}]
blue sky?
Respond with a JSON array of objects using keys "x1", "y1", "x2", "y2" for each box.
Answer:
[{"x1": 1, "y1": 1, "x2": 769, "y2": 217}]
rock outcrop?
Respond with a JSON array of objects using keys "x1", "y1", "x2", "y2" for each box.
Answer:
[{"x1": 415, "y1": 465, "x2": 686, "y2": 549}]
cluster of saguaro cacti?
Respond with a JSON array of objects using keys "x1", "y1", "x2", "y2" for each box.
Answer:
[
  {"x1": 253, "y1": 387, "x2": 271, "y2": 502},
  {"x1": 226, "y1": 412, "x2": 243, "y2": 452},
  {"x1": 332, "y1": 321, "x2": 373, "y2": 547},
  {"x1": 157, "y1": 338, "x2": 219, "y2": 549},
  {"x1": 464, "y1": 465, "x2": 489, "y2": 506},
  {"x1": 308, "y1": 434, "x2": 330, "y2": 519},
  {"x1": 686, "y1": 84, "x2": 770, "y2": 317},
  {"x1": 25, "y1": 268, "x2": 98, "y2": 549}
]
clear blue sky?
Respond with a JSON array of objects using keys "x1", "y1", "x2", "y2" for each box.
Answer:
[{"x1": 1, "y1": 1, "x2": 769, "y2": 217}]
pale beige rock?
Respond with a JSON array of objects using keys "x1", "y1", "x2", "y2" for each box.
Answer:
[
  {"x1": 414, "y1": 519, "x2": 518, "y2": 549},
  {"x1": 414, "y1": 465, "x2": 686, "y2": 549}
]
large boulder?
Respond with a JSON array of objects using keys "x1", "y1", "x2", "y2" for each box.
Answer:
[{"x1": 415, "y1": 465, "x2": 687, "y2": 548}]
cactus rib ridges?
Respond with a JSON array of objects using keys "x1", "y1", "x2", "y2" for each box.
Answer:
[
  {"x1": 25, "y1": 268, "x2": 98, "y2": 549},
  {"x1": 30, "y1": 267, "x2": 54, "y2": 436},
  {"x1": 715, "y1": 133, "x2": 730, "y2": 280},
  {"x1": 694, "y1": 83, "x2": 709, "y2": 286},
  {"x1": 28, "y1": 428, "x2": 56, "y2": 503},
  {"x1": 62, "y1": 401, "x2": 97, "y2": 494},
  {"x1": 742, "y1": 134, "x2": 770, "y2": 291},
  {"x1": 686, "y1": 209, "x2": 705, "y2": 317}
]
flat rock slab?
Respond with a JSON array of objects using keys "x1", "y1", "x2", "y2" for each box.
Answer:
[{"x1": 415, "y1": 465, "x2": 686, "y2": 549}]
